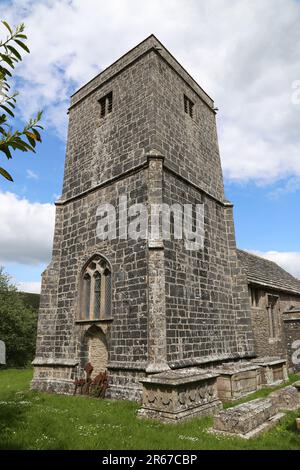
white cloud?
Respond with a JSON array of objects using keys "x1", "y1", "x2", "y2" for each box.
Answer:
[
  {"x1": 251, "y1": 250, "x2": 300, "y2": 279},
  {"x1": 0, "y1": 191, "x2": 55, "y2": 265},
  {"x1": 2, "y1": 0, "x2": 300, "y2": 185},
  {"x1": 268, "y1": 177, "x2": 300, "y2": 199},
  {"x1": 17, "y1": 281, "x2": 41, "y2": 294},
  {"x1": 26, "y1": 169, "x2": 39, "y2": 180}
]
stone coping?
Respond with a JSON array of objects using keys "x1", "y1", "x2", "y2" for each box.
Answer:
[
  {"x1": 70, "y1": 35, "x2": 214, "y2": 109},
  {"x1": 32, "y1": 358, "x2": 79, "y2": 367},
  {"x1": 168, "y1": 351, "x2": 255, "y2": 369},
  {"x1": 251, "y1": 357, "x2": 286, "y2": 366},
  {"x1": 140, "y1": 368, "x2": 219, "y2": 386},
  {"x1": 283, "y1": 317, "x2": 300, "y2": 322},
  {"x1": 108, "y1": 361, "x2": 147, "y2": 371},
  {"x1": 283, "y1": 307, "x2": 300, "y2": 314},
  {"x1": 213, "y1": 362, "x2": 260, "y2": 376}
]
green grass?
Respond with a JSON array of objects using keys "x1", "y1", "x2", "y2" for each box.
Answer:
[
  {"x1": 224, "y1": 373, "x2": 300, "y2": 409},
  {"x1": 0, "y1": 369, "x2": 300, "y2": 450}
]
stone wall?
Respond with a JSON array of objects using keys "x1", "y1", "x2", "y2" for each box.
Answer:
[
  {"x1": 283, "y1": 309, "x2": 300, "y2": 372},
  {"x1": 152, "y1": 51, "x2": 223, "y2": 202},
  {"x1": 33, "y1": 170, "x2": 149, "y2": 396},
  {"x1": 249, "y1": 288, "x2": 300, "y2": 359},
  {"x1": 163, "y1": 172, "x2": 254, "y2": 366},
  {"x1": 33, "y1": 35, "x2": 256, "y2": 398}
]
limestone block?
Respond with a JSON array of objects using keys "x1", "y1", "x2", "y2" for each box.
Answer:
[
  {"x1": 138, "y1": 368, "x2": 222, "y2": 423},
  {"x1": 252, "y1": 357, "x2": 288, "y2": 385},
  {"x1": 214, "y1": 362, "x2": 260, "y2": 401},
  {"x1": 213, "y1": 398, "x2": 279, "y2": 436},
  {"x1": 269, "y1": 385, "x2": 300, "y2": 411}
]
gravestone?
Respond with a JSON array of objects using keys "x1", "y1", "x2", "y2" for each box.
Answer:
[{"x1": 0, "y1": 340, "x2": 6, "y2": 365}]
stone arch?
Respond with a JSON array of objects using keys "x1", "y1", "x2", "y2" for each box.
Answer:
[{"x1": 81, "y1": 325, "x2": 108, "y2": 378}]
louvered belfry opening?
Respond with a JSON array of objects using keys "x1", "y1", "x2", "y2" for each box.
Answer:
[
  {"x1": 99, "y1": 91, "x2": 113, "y2": 118},
  {"x1": 184, "y1": 94, "x2": 194, "y2": 118},
  {"x1": 80, "y1": 255, "x2": 112, "y2": 320}
]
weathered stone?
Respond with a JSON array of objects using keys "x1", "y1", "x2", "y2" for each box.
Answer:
[
  {"x1": 138, "y1": 369, "x2": 221, "y2": 423},
  {"x1": 238, "y1": 251, "x2": 300, "y2": 365},
  {"x1": 283, "y1": 309, "x2": 300, "y2": 372},
  {"x1": 213, "y1": 362, "x2": 261, "y2": 401},
  {"x1": 269, "y1": 385, "x2": 300, "y2": 411},
  {"x1": 293, "y1": 380, "x2": 300, "y2": 391},
  {"x1": 252, "y1": 357, "x2": 288, "y2": 386},
  {"x1": 32, "y1": 35, "x2": 255, "y2": 400},
  {"x1": 213, "y1": 398, "x2": 284, "y2": 438}
]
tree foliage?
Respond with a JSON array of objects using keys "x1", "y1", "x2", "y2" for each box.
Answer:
[
  {"x1": 0, "y1": 20, "x2": 43, "y2": 182},
  {"x1": 0, "y1": 266, "x2": 38, "y2": 367}
]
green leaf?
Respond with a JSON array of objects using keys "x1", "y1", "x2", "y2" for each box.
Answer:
[
  {"x1": 1, "y1": 21, "x2": 12, "y2": 35},
  {"x1": 0, "y1": 105, "x2": 14, "y2": 117},
  {"x1": 14, "y1": 135, "x2": 34, "y2": 152},
  {"x1": 0, "y1": 66, "x2": 12, "y2": 77},
  {"x1": 0, "y1": 145, "x2": 12, "y2": 159},
  {"x1": 26, "y1": 132, "x2": 36, "y2": 147},
  {"x1": 16, "y1": 34, "x2": 27, "y2": 39},
  {"x1": 0, "y1": 166, "x2": 13, "y2": 181},
  {"x1": 11, "y1": 140, "x2": 30, "y2": 151},
  {"x1": 32, "y1": 129, "x2": 41, "y2": 142},
  {"x1": 6, "y1": 45, "x2": 22, "y2": 61},
  {"x1": 0, "y1": 54, "x2": 14, "y2": 68},
  {"x1": 14, "y1": 39, "x2": 30, "y2": 53}
]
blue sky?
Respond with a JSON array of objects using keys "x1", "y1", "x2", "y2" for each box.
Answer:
[{"x1": 1, "y1": 0, "x2": 300, "y2": 292}]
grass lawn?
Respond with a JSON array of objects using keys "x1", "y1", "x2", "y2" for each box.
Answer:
[{"x1": 0, "y1": 368, "x2": 300, "y2": 450}]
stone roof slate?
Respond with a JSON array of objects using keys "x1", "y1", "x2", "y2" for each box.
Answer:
[{"x1": 237, "y1": 249, "x2": 300, "y2": 296}]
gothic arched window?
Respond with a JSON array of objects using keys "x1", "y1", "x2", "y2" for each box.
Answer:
[{"x1": 80, "y1": 256, "x2": 112, "y2": 321}]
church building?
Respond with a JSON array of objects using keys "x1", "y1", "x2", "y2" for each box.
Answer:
[{"x1": 32, "y1": 36, "x2": 300, "y2": 420}]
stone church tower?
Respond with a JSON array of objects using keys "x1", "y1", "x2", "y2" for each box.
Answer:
[{"x1": 32, "y1": 35, "x2": 255, "y2": 399}]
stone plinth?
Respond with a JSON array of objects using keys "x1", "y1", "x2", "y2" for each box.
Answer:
[
  {"x1": 214, "y1": 362, "x2": 261, "y2": 401},
  {"x1": 252, "y1": 357, "x2": 288, "y2": 386},
  {"x1": 213, "y1": 398, "x2": 284, "y2": 438},
  {"x1": 138, "y1": 368, "x2": 222, "y2": 423},
  {"x1": 31, "y1": 360, "x2": 77, "y2": 395}
]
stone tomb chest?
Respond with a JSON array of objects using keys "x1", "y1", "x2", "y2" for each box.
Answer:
[
  {"x1": 138, "y1": 368, "x2": 221, "y2": 423},
  {"x1": 213, "y1": 362, "x2": 261, "y2": 401},
  {"x1": 251, "y1": 357, "x2": 288, "y2": 386}
]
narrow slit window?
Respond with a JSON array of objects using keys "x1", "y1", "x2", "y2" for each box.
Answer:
[
  {"x1": 107, "y1": 92, "x2": 113, "y2": 113},
  {"x1": 250, "y1": 287, "x2": 260, "y2": 307},
  {"x1": 267, "y1": 295, "x2": 279, "y2": 339},
  {"x1": 184, "y1": 94, "x2": 194, "y2": 118}
]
